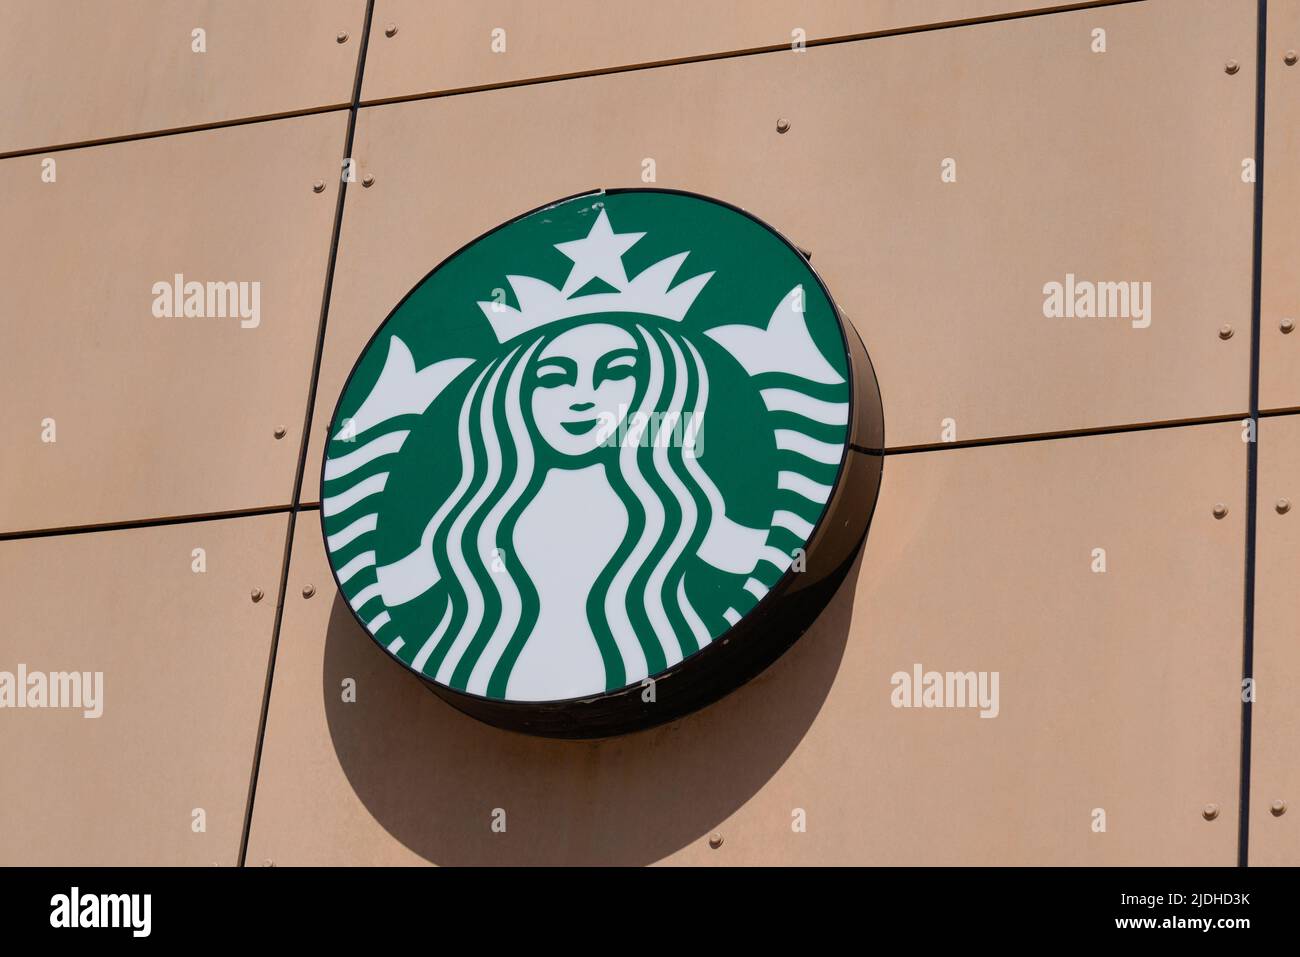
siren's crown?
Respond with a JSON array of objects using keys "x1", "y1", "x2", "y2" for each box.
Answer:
[{"x1": 477, "y1": 208, "x2": 714, "y2": 342}]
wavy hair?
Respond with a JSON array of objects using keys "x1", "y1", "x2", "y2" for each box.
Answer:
[{"x1": 413, "y1": 320, "x2": 723, "y2": 699}]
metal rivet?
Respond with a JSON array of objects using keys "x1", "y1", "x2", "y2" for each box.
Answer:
[
  {"x1": 336, "y1": 31, "x2": 349, "y2": 44},
  {"x1": 302, "y1": 584, "x2": 316, "y2": 599},
  {"x1": 312, "y1": 180, "x2": 326, "y2": 193},
  {"x1": 1202, "y1": 803, "x2": 1220, "y2": 821},
  {"x1": 385, "y1": 23, "x2": 398, "y2": 37},
  {"x1": 1278, "y1": 498, "x2": 1292, "y2": 515},
  {"x1": 1213, "y1": 503, "x2": 1229, "y2": 519},
  {"x1": 362, "y1": 173, "x2": 376, "y2": 188},
  {"x1": 1225, "y1": 60, "x2": 1240, "y2": 75},
  {"x1": 708, "y1": 832, "x2": 723, "y2": 849},
  {"x1": 274, "y1": 426, "x2": 287, "y2": 439},
  {"x1": 1286, "y1": 51, "x2": 1297, "y2": 66},
  {"x1": 1272, "y1": 800, "x2": 1288, "y2": 816},
  {"x1": 775, "y1": 118, "x2": 790, "y2": 134},
  {"x1": 251, "y1": 588, "x2": 264, "y2": 603},
  {"x1": 1282, "y1": 318, "x2": 1295, "y2": 334},
  {"x1": 1218, "y1": 324, "x2": 1234, "y2": 340}
]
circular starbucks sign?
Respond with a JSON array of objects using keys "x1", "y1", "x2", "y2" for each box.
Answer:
[{"x1": 322, "y1": 189, "x2": 882, "y2": 737}]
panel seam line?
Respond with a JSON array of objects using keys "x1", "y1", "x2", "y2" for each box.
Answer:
[{"x1": 236, "y1": 0, "x2": 376, "y2": 869}]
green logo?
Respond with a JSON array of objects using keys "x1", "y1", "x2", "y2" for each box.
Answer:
[{"x1": 323, "y1": 190, "x2": 867, "y2": 730}]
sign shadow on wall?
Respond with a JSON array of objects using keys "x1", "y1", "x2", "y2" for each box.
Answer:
[{"x1": 320, "y1": 552, "x2": 861, "y2": 865}]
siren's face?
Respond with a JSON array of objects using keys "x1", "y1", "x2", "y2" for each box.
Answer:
[{"x1": 529, "y1": 322, "x2": 640, "y2": 458}]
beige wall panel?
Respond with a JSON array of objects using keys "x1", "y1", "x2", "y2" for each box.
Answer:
[
  {"x1": 363, "y1": 0, "x2": 1115, "y2": 101},
  {"x1": 305, "y1": 0, "x2": 1254, "y2": 500},
  {"x1": 0, "y1": 1, "x2": 364, "y2": 155},
  {"x1": 0, "y1": 514, "x2": 285, "y2": 865},
  {"x1": 1261, "y1": 0, "x2": 1300, "y2": 412},
  {"x1": 252, "y1": 423, "x2": 1242, "y2": 865},
  {"x1": 0, "y1": 113, "x2": 346, "y2": 534},
  {"x1": 1249, "y1": 413, "x2": 1300, "y2": 865}
]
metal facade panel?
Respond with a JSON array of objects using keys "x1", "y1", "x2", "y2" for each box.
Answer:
[
  {"x1": 251, "y1": 424, "x2": 1242, "y2": 865},
  {"x1": 0, "y1": 113, "x2": 346, "y2": 533},
  {"x1": 1261, "y1": 0, "x2": 1300, "y2": 413},
  {"x1": 1248, "y1": 413, "x2": 1300, "y2": 866},
  {"x1": 0, "y1": 0, "x2": 365, "y2": 154},
  {"x1": 303, "y1": 0, "x2": 1254, "y2": 503},
  {"x1": 362, "y1": 0, "x2": 1116, "y2": 102},
  {"x1": 0, "y1": 514, "x2": 286, "y2": 865}
]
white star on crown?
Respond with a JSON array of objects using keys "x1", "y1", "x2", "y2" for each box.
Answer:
[{"x1": 477, "y1": 209, "x2": 714, "y2": 343}]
